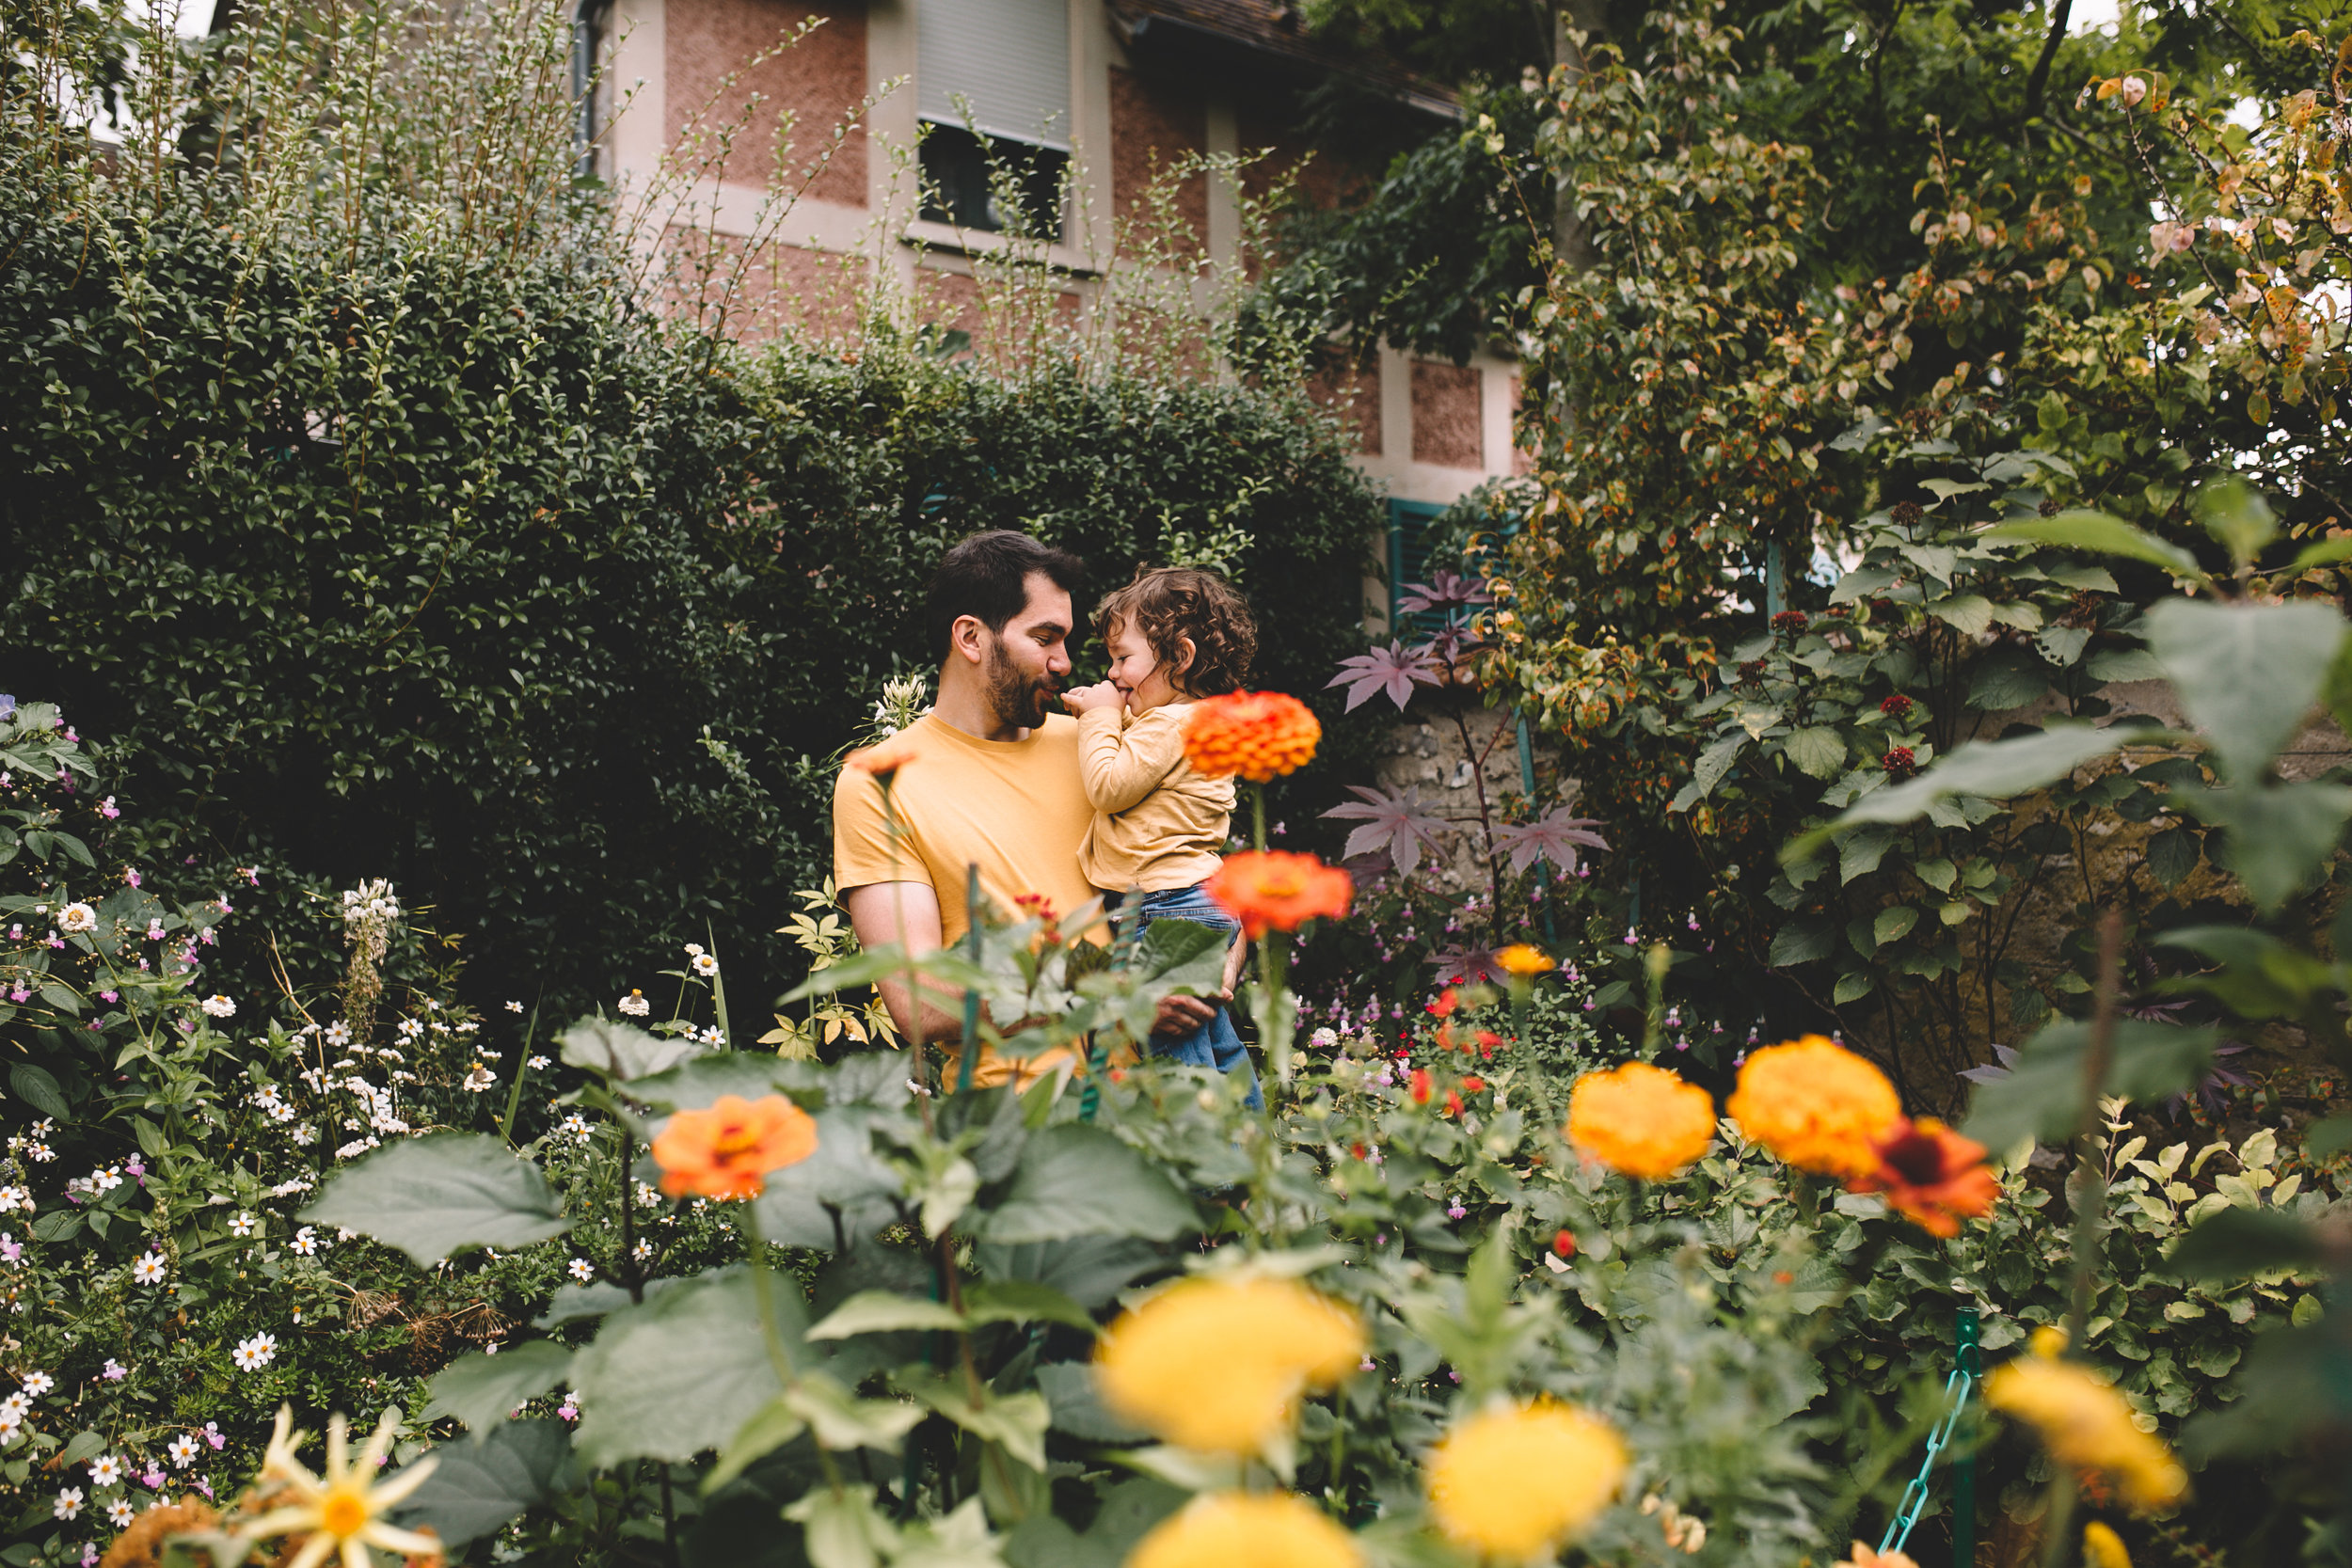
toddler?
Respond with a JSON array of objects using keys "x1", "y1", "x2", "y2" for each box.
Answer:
[{"x1": 1062, "y1": 566, "x2": 1261, "y2": 1105}]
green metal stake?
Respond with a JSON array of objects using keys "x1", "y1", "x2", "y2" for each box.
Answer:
[
  {"x1": 1954, "y1": 1306, "x2": 1980, "y2": 1566},
  {"x1": 956, "y1": 863, "x2": 980, "y2": 1094}
]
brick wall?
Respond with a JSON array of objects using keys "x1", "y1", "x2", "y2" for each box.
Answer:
[{"x1": 666, "y1": 0, "x2": 868, "y2": 206}]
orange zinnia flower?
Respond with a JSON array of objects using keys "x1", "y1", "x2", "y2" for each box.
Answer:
[
  {"x1": 1849, "y1": 1117, "x2": 2000, "y2": 1237},
  {"x1": 650, "y1": 1093, "x2": 819, "y2": 1200},
  {"x1": 1204, "y1": 850, "x2": 1352, "y2": 938},
  {"x1": 1182, "y1": 691, "x2": 1322, "y2": 782},
  {"x1": 842, "y1": 730, "x2": 922, "y2": 780}
]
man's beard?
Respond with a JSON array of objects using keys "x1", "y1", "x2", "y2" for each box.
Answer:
[{"x1": 984, "y1": 639, "x2": 1056, "y2": 730}]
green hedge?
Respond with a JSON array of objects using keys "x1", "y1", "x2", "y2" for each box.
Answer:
[{"x1": 0, "y1": 192, "x2": 1383, "y2": 1026}]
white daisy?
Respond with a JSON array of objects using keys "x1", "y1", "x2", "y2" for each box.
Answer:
[
  {"x1": 290, "y1": 1227, "x2": 321, "y2": 1257},
  {"x1": 229, "y1": 1212, "x2": 255, "y2": 1237},
  {"x1": 324, "y1": 1021, "x2": 351, "y2": 1048},
  {"x1": 107, "y1": 1497, "x2": 135, "y2": 1527},
  {"x1": 222, "y1": 1404, "x2": 441, "y2": 1568},
  {"x1": 168, "y1": 1433, "x2": 199, "y2": 1466},
  {"x1": 200, "y1": 993, "x2": 236, "y2": 1019},
  {"x1": 232, "y1": 1334, "x2": 278, "y2": 1370},
  {"x1": 58, "y1": 902, "x2": 97, "y2": 935},
  {"x1": 396, "y1": 1017, "x2": 423, "y2": 1041},
  {"x1": 88, "y1": 1454, "x2": 122, "y2": 1486},
  {"x1": 567, "y1": 1258, "x2": 596, "y2": 1282},
  {"x1": 53, "y1": 1486, "x2": 81, "y2": 1519},
  {"x1": 504, "y1": 1000, "x2": 524, "y2": 1013},
  {"x1": 691, "y1": 953, "x2": 718, "y2": 977},
  {"x1": 132, "y1": 1252, "x2": 167, "y2": 1285},
  {"x1": 22, "y1": 1371, "x2": 53, "y2": 1396}
]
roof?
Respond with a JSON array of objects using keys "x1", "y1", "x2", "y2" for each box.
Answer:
[{"x1": 1107, "y1": 0, "x2": 1458, "y2": 120}]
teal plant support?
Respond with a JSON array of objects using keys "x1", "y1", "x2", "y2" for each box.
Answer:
[
  {"x1": 957, "y1": 863, "x2": 981, "y2": 1094},
  {"x1": 1879, "y1": 1305, "x2": 1979, "y2": 1559},
  {"x1": 1953, "y1": 1306, "x2": 1979, "y2": 1564}
]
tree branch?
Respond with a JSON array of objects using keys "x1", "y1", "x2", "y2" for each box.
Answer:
[{"x1": 2023, "y1": 0, "x2": 2076, "y2": 127}]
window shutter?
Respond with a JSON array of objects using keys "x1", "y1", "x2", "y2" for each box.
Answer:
[{"x1": 917, "y1": 0, "x2": 1071, "y2": 150}]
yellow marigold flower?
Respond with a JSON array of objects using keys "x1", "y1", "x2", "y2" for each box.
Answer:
[
  {"x1": 1566, "y1": 1062, "x2": 1716, "y2": 1179},
  {"x1": 1725, "y1": 1035, "x2": 1901, "y2": 1180},
  {"x1": 1128, "y1": 1492, "x2": 1361, "y2": 1568},
  {"x1": 1425, "y1": 1399, "x2": 1627, "y2": 1559},
  {"x1": 1494, "y1": 943, "x2": 1554, "y2": 977},
  {"x1": 1096, "y1": 1276, "x2": 1364, "y2": 1456},
  {"x1": 2082, "y1": 1521, "x2": 2132, "y2": 1568},
  {"x1": 1182, "y1": 691, "x2": 1322, "y2": 783},
  {"x1": 1984, "y1": 1356, "x2": 2186, "y2": 1513}
]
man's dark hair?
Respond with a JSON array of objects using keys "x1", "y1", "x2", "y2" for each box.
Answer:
[{"x1": 924, "y1": 531, "x2": 1085, "y2": 659}]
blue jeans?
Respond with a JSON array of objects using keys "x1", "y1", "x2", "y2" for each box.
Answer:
[{"x1": 1120, "y1": 885, "x2": 1263, "y2": 1110}]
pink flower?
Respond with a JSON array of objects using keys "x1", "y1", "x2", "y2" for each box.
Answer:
[
  {"x1": 100, "y1": 990, "x2": 117, "y2": 1003},
  {"x1": 124, "y1": 869, "x2": 141, "y2": 889},
  {"x1": 102, "y1": 1359, "x2": 125, "y2": 1381},
  {"x1": 558, "y1": 1401, "x2": 580, "y2": 1422},
  {"x1": 203, "y1": 1423, "x2": 224, "y2": 1450},
  {"x1": 125, "y1": 1161, "x2": 143, "y2": 1177},
  {"x1": 141, "y1": 1467, "x2": 165, "y2": 1489},
  {"x1": 99, "y1": 797, "x2": 119, "y2": 819},
  {"x1": 195, "y1": 1477, "x2": 214, "y2": 1498},
  {"x1": 8, "y1": 989, "x2": 26, "y2": 1004},
  {"x1": 0, "y1": 1234, "x2": 21, "y2": 1261}
]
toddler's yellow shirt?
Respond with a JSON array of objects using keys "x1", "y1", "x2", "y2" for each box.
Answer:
[{"x1": 1076, "y1": 704, "x2": 1234, "y2": 894}]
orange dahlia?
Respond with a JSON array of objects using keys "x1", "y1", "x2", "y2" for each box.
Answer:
[
  {"x1": 650, "y1": 1093, "x2": 819, "y2": 1200},
  {"x1": 1849, "y1": 1117, "x2": 2000, "y2": 1237},
  {"x1": 1204, "y1": 851, "x2": 1353, "y2": 939},
  {"x1": 1182, "y1": 691, "x2": 1322, "y2": 782},
  {"x1": 1726, "y1": 1035, "x2": 1901, "y2": 1180},
  {"x1": 842, "y1": 730, "x2": 922, "y2": 780},
  {"x1": 1566, "y1": 1062, "x2": 1717, "y2": 1179}
]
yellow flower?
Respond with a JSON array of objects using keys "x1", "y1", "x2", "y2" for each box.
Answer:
[
  {"x1": 1567, "y1": 1062, "x2": 1716, "y2": 1179},
  {"x1": 1128, "y1": 1492, "x2": 1361, "y2": 1568},
  {"x1": 1494, "y1": 943, "x2": 1554, "y2": 977},
  {"x1": 1425, "y1": 1399, "x2": 1627, "y2": 1558},
  {"x1": 2082, "y1": 1521, "x2": 2132, "y2": 1568},
  {"x1": 1096, "y1": 1276, "x2": 1364, "y2": 1456},
  {"x1": 1984, "y1": 1356, "x2": 2186, "y2": 1513},
  {"x1": 228, "y1": 1405, "x2": 444, "y2": 1568},
  {"x1": 1725, "y1": 1035, "x2": 1901, "y2": 1180}
]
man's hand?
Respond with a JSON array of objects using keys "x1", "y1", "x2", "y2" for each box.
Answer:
[
  {"x1": 1150, "y1": 937, "x2": 1242, "y2": 1037},
  {"x1": 1062, "y1": 680, "x2": 1124, "y2": 715}
]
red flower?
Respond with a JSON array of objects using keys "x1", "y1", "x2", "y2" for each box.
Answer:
[
  {"x1": 1409, "y1": 1068, "x2": 1433, "y2": 1104},
  {"x1": 1550, "y1": 1229, "x2": 1577, "y2": 1259},
  {"x1": 1771, "y1": 610, "x2": 1809, "y2": 636},
  {"x1": 1881, "y1": 747, "x2": 1918, "y2": 780},
  {"x1": 1444, "y1": 1091, "x2": 1465, "y2": 1117},
  {"x1": 1848, "y1": 1117, "x2": 2001, "y2": 1237},
  {"x1": 1351, "y1": 1142, "x2": 1368, "y2": 1160},
  {"x1": 1426, "y1": 990, "x2": 1460, "y2": 1019},
  {"x1": 1460, "y1": 1076, "x2": 1486, "y2": 1094},
  {"x1": 1879, "y1": 693, "x2": 1914, "y2": 721},
  {"x1": 1475, "y1": 1030, "x2": 1503, "y2": 1060}
]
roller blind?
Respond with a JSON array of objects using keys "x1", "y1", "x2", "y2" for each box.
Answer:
[{"x1": 917, "y1": 0, "x2": 1072, "y2": 150}]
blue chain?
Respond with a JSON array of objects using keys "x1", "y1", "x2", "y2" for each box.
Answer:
[{"x1": 1879, "y1": 1361, "x2": 1976, "y2": 1556}]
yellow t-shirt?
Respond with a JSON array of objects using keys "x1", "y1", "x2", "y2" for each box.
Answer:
[
  {"x1": 1076, "y1": 704, "x2": 1233, "y2": 893},
  {"x1": 832, "y1": 712, "x2": 1101, "y2": 946}
]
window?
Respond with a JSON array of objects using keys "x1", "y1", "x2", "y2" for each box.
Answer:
[{"x1": 916, "y1": 0, "x2": 1070, "y2": 239}]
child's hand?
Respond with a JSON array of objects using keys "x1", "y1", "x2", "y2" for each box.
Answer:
[{"x1": 1063, "y1": 681, "x2": 1124, "y2": 714}]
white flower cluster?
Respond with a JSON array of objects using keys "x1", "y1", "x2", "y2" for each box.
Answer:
[
  {"x1": 340, "y1": 880, "x2": 401, "y2": 924},
  {"x1": 556, "y1": 1112, "x2": 595, "y2": 1147},
  {"x1": 290, "y1": 1226, "x2": 324, "y2": 1257},
  {"x1": 337, "y1": 1135, "x2": 383, "y2": 1161},
  {"x1": 396, "y1": 1017, "x2": 423, "y2": 1041},
  {"x1": 266, "y1": 1178, "x2": 314, "y2": 1198},
  {"x1": 57, "y1": 901, "x2": 96, "y2": 935},
  {"x1": 199, "y1": 993, "x2": 236, "y2": 1019},
  {"x1": 8, "y1": 1118, "x2": 56, "y2": 1166},
  {"x1": 870, "y1": 672, "x2": 932, "y2": 738},
  {"x1": 617, "y1": 990, "x2": 651, "y2": 1017},
  {"x1": 65, "y1": 1165, "x2": 124, "y2": 1201},
  {"x1": 231, "y1": 1333, "x2": 277, "y2": 1371},
  {"x1": 0, "y1": 1185, "x2": 28, "y2": 1213},
  {"x1": 461, "y1": 1062, "x2": 499, "y2": 1093},
  {"x1": 685, "y1": 942, "x2": 719, "y2": 977},
  {"x1": 250, "y1": 1084, "x2": 297, "y2": 1124}
]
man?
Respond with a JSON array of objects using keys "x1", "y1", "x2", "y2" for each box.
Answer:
[{"x1": 833, "y1": 530, "x2": 1232, "y2": 1085}]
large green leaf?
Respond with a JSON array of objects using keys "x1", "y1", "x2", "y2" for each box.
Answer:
[
  {"x1": 2144, "y1": 598, "x2": 2346, "y2": 782},
  {"x1": 2177, "y1": 779, "x2": 2352, "y2": 911},
  {"x1": 753, "y1": 1106, "x2": 908, "y2": 1251},
  {"x1": 978, "y1": 1126, "x2": 1197, "y2": 1244},
  {"x1": 1781, "y1": 727, "x2": 1846, "y2": 780},
  {"x1": 570, "y1": 1269, "x2": 801, "y2": 1465},
  {"x1": 558, "y1": 1018, "x2": 702, "y2": 1083},
  {"x1": 628, "y1": 1053, "x2": 803, "y2": 1111},
  {"x1": 1984, "y1": 511, "x2": 2208, "y2": 581},
  {"x1": 805, "y1": 1291, "x2": 967, "y2": 1340},
  {"x1": 301, "y1": 1133, "x2": 570, "y2": 1266},
  {"x1": 389, "y1": 1420, "x2": 570, "y2": 1549},
  {"x1": 2165, "y1": 1209, "x2": 2322, "y2": 1280},
  {"x1": 1963, "y1": 1019, "x2": 2218, "y2": 1150},
  {"x1": 2153, "y1": 926, "x2": 2337, "y2": 1019},
  {"x1": 423, "y1": 1341, "x2": 574, "y2": 1436},
  {"x1": 1965, "y1": 648, "x2": 2052, "y2": 711},
  {"x1": 1799, "y1": 723, "x2": 2158, "y2": 852}
]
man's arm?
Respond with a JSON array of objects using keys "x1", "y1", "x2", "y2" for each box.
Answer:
[{"x1": 842, "y1": 881, "x2": 962, "y2": 1044}]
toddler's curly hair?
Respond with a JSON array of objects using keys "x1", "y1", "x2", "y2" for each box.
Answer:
[{"x1": 1093, "y1": 566, "x2": 1257, "y2": 697}]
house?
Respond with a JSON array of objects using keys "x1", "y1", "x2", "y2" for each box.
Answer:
[{"x1": 586, "y1": 0, "x2": 1528, "y2": 616}]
